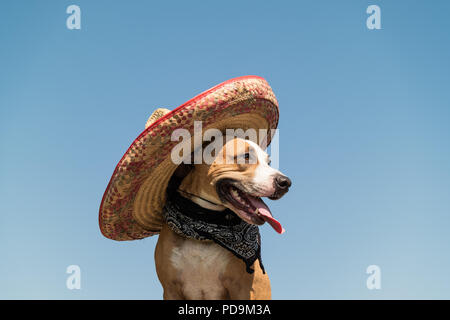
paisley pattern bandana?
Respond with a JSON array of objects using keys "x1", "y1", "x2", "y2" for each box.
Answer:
[{"x1": 162, "y1": 190, "x2": 265, "y2": 274}]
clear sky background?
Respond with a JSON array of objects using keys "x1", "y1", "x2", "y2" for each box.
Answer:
[{"x1": 1, "y1": 0, "x2": 450, "y2": 299}]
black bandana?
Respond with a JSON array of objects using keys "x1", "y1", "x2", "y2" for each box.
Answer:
[{"x1": 162, "y1": 190, "x2": 265, "y2": 274}]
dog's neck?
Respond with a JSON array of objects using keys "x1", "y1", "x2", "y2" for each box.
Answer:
[
  {"x1": 177, "y1": 189, "x2": 225, "y2": 211},
  {"x1": 177, "y1": 165, "x2": 226, "y2": 211}
]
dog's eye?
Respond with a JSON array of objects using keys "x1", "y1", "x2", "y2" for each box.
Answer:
[{"x1": 236, "y1": 152, "x2": 254, "y2": 164}]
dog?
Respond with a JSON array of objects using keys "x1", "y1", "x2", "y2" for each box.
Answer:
[{"x1": 154, "y1": 137, "x2": 291, "y2": 299}]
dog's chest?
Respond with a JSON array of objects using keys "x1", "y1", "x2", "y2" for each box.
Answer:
[{"x1": 170, "y1": 239, "x2": 232, "y2": 298}]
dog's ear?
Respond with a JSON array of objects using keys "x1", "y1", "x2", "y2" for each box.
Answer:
[
  {"x1": 167, "y1": 163, "x2": 194, "y2": 195},
  {"x1": 173, "y1": 163, "x2": 194, "y2": 179}
]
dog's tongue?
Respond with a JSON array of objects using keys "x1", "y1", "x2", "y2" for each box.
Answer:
[{"x1": 248, "y1": 196, "x2": 285, "y2": 234}]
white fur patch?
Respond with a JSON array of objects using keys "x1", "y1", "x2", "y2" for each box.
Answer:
[
  {"x1": 246, "y1": 140, "x2": 280, "y2": 196},
  {"x1": 170, "y1": 239, "x2": 232, "y2": 299}
]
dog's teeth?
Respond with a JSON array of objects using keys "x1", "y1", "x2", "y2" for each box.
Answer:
[
  {"x1": 254, "y1": 208, "x2": 259, "y2": 215},
  {"x1": 231, "y1": 189, "x2": 243, "y2": 203},
  {"x1": 230, "y1": 188, "x2": 251, "y2": 207}
]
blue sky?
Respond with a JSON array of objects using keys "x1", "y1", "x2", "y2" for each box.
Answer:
[{"x1": 1, "y1": 0, "x2": 450, "y2": 299}]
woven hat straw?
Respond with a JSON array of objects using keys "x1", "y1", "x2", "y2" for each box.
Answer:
[{"x1": 99, "y1": 76, "x2": 279, "y2": 240}]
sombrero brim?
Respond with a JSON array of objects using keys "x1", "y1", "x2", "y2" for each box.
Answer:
[{"x1": 99, "y1": 75, "x2": 279, "y2": 241}]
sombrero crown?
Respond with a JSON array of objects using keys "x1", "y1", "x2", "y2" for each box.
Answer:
[{"x1": 99, "y1": 76, "x2": 279, "y2": 240}]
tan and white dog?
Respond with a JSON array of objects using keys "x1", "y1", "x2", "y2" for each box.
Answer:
[{"x1": 155, "y1": 137, "x2": 291, "y2": 299}]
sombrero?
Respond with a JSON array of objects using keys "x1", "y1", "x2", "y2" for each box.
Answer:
[{"x1": 99, "y1": 75, "x2": 279, "y2": 241}]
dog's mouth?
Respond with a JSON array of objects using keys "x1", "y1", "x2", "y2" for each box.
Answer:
[{"x1": 216, "y1": 180, "x2": 285, "y2": 234}]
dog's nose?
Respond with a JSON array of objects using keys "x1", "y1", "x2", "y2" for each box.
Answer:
[{"x1": 275, "y1": 175, "x2": 291, "y2": 190}]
